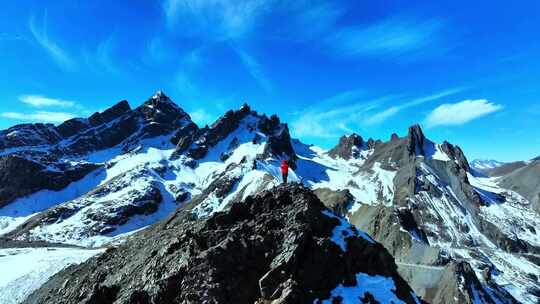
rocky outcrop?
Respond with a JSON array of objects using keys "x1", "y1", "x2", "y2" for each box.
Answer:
[
  {"x1": 328, "y1": 133, "x2": 364, "y2": 160},
  {"x1": 259, "y1": 115, "x2": 297, "y2": 168},
  {"x1": 440, "y1": 141, "x2": 470, "y2": 172},
  {"x1": 24, "y1": 184, "x2": 421, "y2": 304},
  {"x1": 172, "y1": 105, "x2": 252, "y2": 160},
  {"x1": 314, "y1": 187, "x2": 353, "y2": 216},
  {"x1": 429, "y1": 261, "x2": 518, "y2": 304}
]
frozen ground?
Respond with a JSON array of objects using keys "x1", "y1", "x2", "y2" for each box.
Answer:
[{"x1": 0, "y1": 247, "x2": 103, "y2": 304}]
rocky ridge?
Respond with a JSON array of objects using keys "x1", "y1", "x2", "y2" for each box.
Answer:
[{"x1": 23, "y1": 184, "x2": 422, "y2": 304}]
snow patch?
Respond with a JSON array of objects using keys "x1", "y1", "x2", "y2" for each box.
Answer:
[
  {"x1": 0, "y1": 247, "x2": 103, "y2": 304},
  {"x1": 322, "y1": 210, "x2": 375, "y2": 251},
  {"x1": 316, "y1": 272, "x2": 407, "y2": 304}
]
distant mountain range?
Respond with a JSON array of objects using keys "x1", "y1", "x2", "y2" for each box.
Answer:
[
  {"x1": 1, "y1": 91, "x2": 539, "y2": 304},
  {"x1": 471, "y1": 159, "x2": 506, "y2": 171}
]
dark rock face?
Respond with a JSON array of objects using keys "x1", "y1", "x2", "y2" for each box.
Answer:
[
  {"x1": 24, "y1": 184, "x2": 420, "y2": 304},
  {"x1": 56, "y1": 118, "x2": 91, "y2": 138},
  {"x1": 261, "y1": 121, "x2": 297, "y2": 168},
  {"x1": 65, "y1": 114, "x2": 140, "y2": 155},
  {"x1": 88, "y1": 100, "x2": 131, "y2": 126},
  {"x1": 0, "y1": 123, "x2": 62, "y2": 150},
  {"x1": 328, "y1": 133, "x2": 364, "y2": 160},
  {"x1": 209, "y1": 105, "x2": 251, "y2": 142},
  {"x1": 0, "y1": 155, "x2": 101, "y2": 207},
  {"x1": 407, "y1": 124, "x2": 426, "y2": 157}
]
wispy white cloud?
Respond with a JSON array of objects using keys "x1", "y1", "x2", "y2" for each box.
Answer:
[
  {"x1": 145, "y1": 36, "x2": 171, "y2": 64},
  {"x1": 174, "y1": 70, "x2": 200, "y2": 98},
  {"x1": 189, "y1": 108, "x2": 216, "y2": 126},
  {"x1": 235, "y1": 48, "x2": 272, "y2": 92},
  {"x1": 82, "y1": 35, "x2": 121, "y2": 75},
  {"x1": 19, "y1": 95, "x2": 76, "y2": 108},
  {"x1": 96, "y1": 36, "x2": 119, "y2": 75},
  {"x1": 425, "y1": 99, "x2": 503, "y2": 127},
  {"x1": 1, "y1": 111, "x2": 76, "y2": 123},
  {"x1": 366, "y1": 88, "x2": 462, "y2": 125},
  {"x1": 293, "y1": 2, "x2": 343, "y2": 39},
  {"x1": 315, "y1": 89, "x2": 367, "y2": 107},
  {"x1": 28, "y1": 13, "x2": 75, "y2": 70},
  {"x1": 328, "y1": 16, "x2": 444, "y2": 59},
  {"x1": 162, "y1": 0, "x2": 271, "y2": 39},
  {"x1": 291, "y1": 91, "x2": 388, "y2": 138}
]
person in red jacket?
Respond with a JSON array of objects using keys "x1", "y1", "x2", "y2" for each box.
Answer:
[{"x1": 281, "y1": 160, "x2": 289, "y2": 184}]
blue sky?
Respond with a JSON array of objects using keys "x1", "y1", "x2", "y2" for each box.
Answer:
[{"x1": 0, "y1": 1, "x2": 539, "y2": 161}]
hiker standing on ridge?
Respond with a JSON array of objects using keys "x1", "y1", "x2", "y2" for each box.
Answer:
[{"x1": 281, "y1": 160, "x2": 289, "y2": 184}]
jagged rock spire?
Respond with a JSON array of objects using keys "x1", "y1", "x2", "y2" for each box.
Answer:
[{"x1": 407, "y1": 124, "x2": 426, "y2": 156}]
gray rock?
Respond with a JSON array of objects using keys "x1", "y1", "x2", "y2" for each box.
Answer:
[{"x1": 313, "y1": 188, "x2": 353, "y2": 216}]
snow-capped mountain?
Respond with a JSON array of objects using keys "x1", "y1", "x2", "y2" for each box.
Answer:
[
  {"x1": 471, "y1": 159, "x2": 506, "y2": 171},
  {"x1": 1, "y1": 91, "x2": 539, "y2": 303}
]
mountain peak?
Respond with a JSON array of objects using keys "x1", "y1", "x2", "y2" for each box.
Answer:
[
  {"x1": 328, "y1": 133, "x2": 365, "y2": 160},
  {"x1": 140, "y1": 91, "x2": 182, "y2": 111},
  {"x1": 239, "y1": 102, "x2": 251, "y2": 112},
  {"x1": 152, "y1": 90, "x2": 166, "y2": 99}
]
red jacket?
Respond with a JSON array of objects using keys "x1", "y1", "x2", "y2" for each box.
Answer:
[{"x1": 281, "y1": 161, "x2": 289, "y2": 174}]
